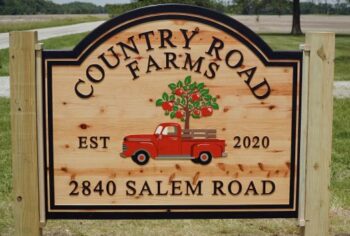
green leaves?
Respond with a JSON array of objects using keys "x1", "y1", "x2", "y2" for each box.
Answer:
[
  {"x1": 180, "y1": 97, "x2": 186, "y2": 105},
  {"x1": 185, "y1": 75, "x2": 191, "y2": 85},
  {"x1": 212, "y1": 103, "x2": 219, "y2": 110},
  {"x1": 193, "y1": 101, "x2": 200, "y2": 108},
  {"x1": 204, "y1": 94, "x2": 212, "y2": 100},
  {"x1": 197, "y1": 82, "x2": 204, "y2": 90},
  {"x1": 168, "y1": 83, "x2": 176, "y2": 90},
  {"x1": 162, "y1": 92, "x2": 168, "y2": 101},
  {"x1": 200, "y1": 89, "x2": 209, "y2": 96},
  {"x1": 156, "y1": 99, "x2": 163, "y2": 106},
  {"x1": 192, "y1": 114, "x2": 200, "y2": 119},
  {"x1": 177, "y1": 80, "x2": 183, "y2": 88},
  {"x1": 189, "y1": 82, "x2": 196, "y2": 90},
  {"x1": 170, "y1": 112, "x2": 175, "y2": 119}
]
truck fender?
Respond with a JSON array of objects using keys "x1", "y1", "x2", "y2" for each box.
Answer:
[
  {"x1": 192, "y1": 143, "x2": 223, "y2": 158},
  {"x1": 133, "y1": 142, "x2": 157, "y2": 158}
]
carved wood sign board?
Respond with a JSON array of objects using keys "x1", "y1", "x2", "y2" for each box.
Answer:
[{"x1": 42, "y1": 4, "x2": 302, "y2": 219}]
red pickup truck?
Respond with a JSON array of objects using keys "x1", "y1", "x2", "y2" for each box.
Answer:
[{"x1": 120, "y1": 123, "x2": 226, "y2": 165}]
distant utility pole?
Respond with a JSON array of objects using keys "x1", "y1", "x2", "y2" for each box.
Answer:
[{"x1": 291, "y1": 0, "x2": 302, "y2": 35}]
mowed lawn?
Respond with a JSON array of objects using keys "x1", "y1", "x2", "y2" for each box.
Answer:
[
  {"x1": 0, "y1": 32, "x2": 349, "y2": 235},
  {"x1": 261, "y1": 34, "x2": 350, "y2": 81},
  {"x1": 0, "y1": 32, "x2": 89, "y2": 76}
]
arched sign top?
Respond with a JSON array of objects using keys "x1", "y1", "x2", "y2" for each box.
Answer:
[
  {"x1": 42, "y1": 4, "x2": 302, "y2": 220},
  {"x1": 44, "y1": 4, "x2": 301, "y2": 62}
]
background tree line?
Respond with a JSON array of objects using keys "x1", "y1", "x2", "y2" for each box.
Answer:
[
  {"x1": 106, "y1": 0, "x2": 350, "y2": 17},
  {"x1": 1, "y1": 0, "x2": 349, "y2": 15},
  {"x1": 0, "y1": 0, "x2": 105, "y2": 14}
]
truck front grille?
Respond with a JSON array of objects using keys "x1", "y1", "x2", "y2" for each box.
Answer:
[{"x1": 122, "y1": 144, "x2": 127, "y2": 152}]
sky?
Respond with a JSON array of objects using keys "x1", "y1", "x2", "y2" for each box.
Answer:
[{"x1": 52, "y1": 0, "x2": 344, "y2": 6}]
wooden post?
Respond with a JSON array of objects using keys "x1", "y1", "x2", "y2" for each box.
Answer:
[
  {"x1": 302, "y1": 32, "x2": 335, "y2": 235},
  {"x1": 298, "y1": 42, "x2": 310, "y2": 227},
  {"x1": 9, "y1": 31, "x2": 41, "y2": 236},
  {"x1": 35, "y1": 42, "x2": 46, "y2": 226}
]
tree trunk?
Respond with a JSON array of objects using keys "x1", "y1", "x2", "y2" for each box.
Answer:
[
  {"x1": 184, "y1": 95, "x2": 190, "y2": 130},
  {"x1": 184, "y1": 111, "x2": 190, "y2": 130},
  {"x1": 291, "y1": 0, "x2": 302, "y2": 35}
]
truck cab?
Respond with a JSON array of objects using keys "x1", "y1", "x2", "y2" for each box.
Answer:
[{"x1": 154, "y1": 123, "x2": 182, "y2": 155}]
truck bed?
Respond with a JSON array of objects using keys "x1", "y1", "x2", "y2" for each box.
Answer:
[{"x1": 182, "y1": 129, "x2": 217, "y2": 139}]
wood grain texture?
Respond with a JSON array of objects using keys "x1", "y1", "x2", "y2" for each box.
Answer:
[
  {"x1": 43, "y1": 17, "x2": 301, "y2": 213},
  {"x1": 298, "y1": 44, "x2": 310, "y2": 227},
  {"x1": 302, "y1": 33, "x2": 335, "y2": 236},
  {"x1": 35, "y1": 43, "x2": 46, "y2": 226},
  {"x1": 10, "y1": 31, "x2": 41, "y2": 235}
]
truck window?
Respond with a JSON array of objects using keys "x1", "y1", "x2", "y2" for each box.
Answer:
[
  {"x1": 162, "y1": 126, "x2": 177, "y2": 136},
  {"x1": 155, "y1": 125, "x2": 163, "y2": 135}
]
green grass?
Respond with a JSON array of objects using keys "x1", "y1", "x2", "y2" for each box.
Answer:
[
  {"x1": 0, "y1": 32, "x2": 88, "y2": 76},
  {"x1": 0, "y1": 97, "x2": 349, "y2": 235},
  {"x1": 0, "y1": 48, "x2": 8, "y2": 76},
  {"x1": 260, "y1": 34, "x2": 304, "y2": 51},
  {"x1": 0, "y1": 15, "x2": 107, "y2": 33},
  {"x1": 331, "y1": 99, "x2": 350, "y2": 208},
  {"x1": 1, "y1": 33, "x2": 349, "y2": 81},
  {"x1": 0, "y1": 98, "x2": 13, "y2": 235},
  {"x1": 260, "y1": 34, "x2": 350, "y2": 81},
  {"x1": 41, "y1": 32, "x2": 89, "y2": 50}
]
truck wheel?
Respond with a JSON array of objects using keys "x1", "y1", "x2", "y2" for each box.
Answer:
[
  {"x1": 132, "y1": 151, "x2": 150, "y2": 165},
  {"x1": 191, "y1": 158, "x2": 199, "y2": 164},
  {"x1": 198, "y1": 152, "x2": 212, "y2": 165}
]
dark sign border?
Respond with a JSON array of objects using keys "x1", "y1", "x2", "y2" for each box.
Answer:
[{"x1": 42, "y1": 4, "x2": 302, "y2": 219}]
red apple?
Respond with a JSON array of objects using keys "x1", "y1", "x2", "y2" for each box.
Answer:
[
  {"x1": 193, "y1": 109, "x2": 201, "y2": 116},
  {"x1": 175, "y1": 88, "x2": 185, "y2": 96},
  {"x1": 191, "y1": 93, "x2": 201, "y2": 102},
  {"x1": 201, "y1": 106, "x2": 213, "y2": 117},
  {"x1": 175, "y1": 110, "x2": 185, "y2": 119},
  {"x1": 162, "y1": 101, "x2": 173, "y2": 111}
]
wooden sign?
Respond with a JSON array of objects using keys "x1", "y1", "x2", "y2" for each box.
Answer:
[{"x1": 42, "y1": 4, "x2": 302, "y2": 219}]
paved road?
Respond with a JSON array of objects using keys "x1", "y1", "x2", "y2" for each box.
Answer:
[
  {"x1": 229, "y1": 15, "x2": 350, "y2": 34},
  {"x1": 1, "y1": 76, "x2": 349, "y2": 98},
  {"x1": 0, "y1": 21, "x2": 104, "y2": 49},
  {"x1": 0, "y1": 14, "x2": 107, "y2": 23},
  {"x1": 1, "y1": 15, "x2": 350, "y2": 49}
]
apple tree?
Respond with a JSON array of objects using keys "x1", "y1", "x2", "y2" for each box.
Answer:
[{"x1": 155, "y1": 76, "x2": 219, "y2": 129}]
